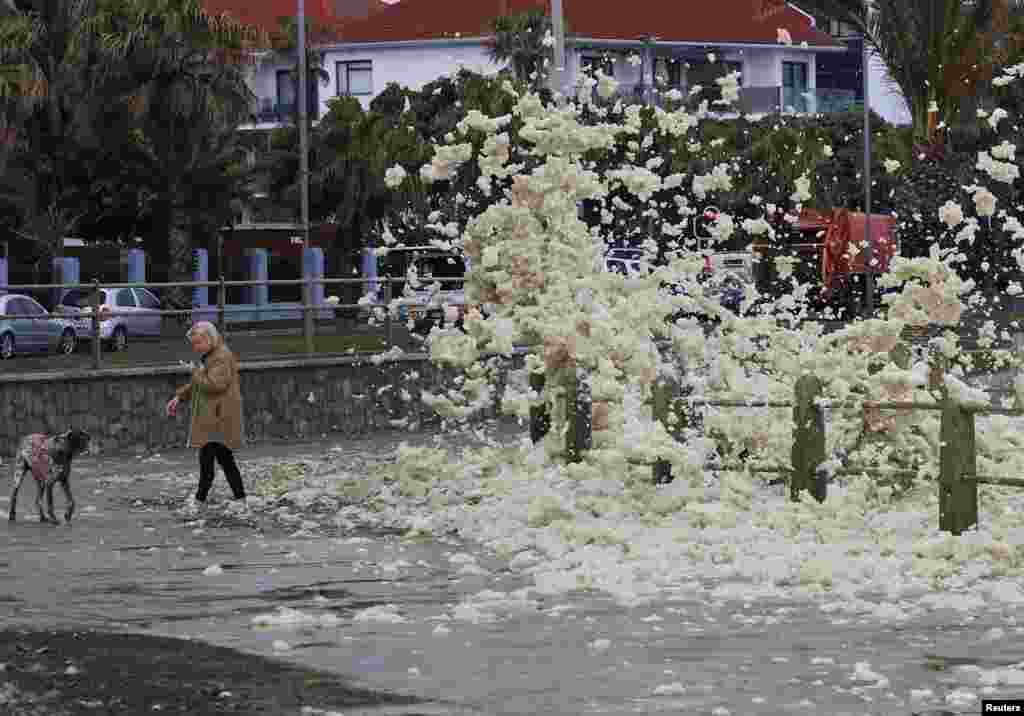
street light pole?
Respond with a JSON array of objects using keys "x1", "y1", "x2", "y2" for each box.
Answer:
[
  {"x1": 298, "y1": 0, "x2": 310, "y2": 249},
  {"x1": 551, "y1": 0, "x2": 565, "y2": 98},
  {"x1": 861, "y1": 32, "x2": 874, "y2": 317}
]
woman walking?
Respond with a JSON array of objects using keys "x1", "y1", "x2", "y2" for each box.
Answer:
[{"x1": 165, "y1": 321, "x2": 247, "y2": 515}]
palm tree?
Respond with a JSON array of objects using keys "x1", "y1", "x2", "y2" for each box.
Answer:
[
  {"x1": 768, "y1": 1, "x2": 1016, "y2": 144},
  {"x1": 270, "y1": 14, "x2": 331, "y2": 126},
  {"x1": 487, "y1": 8, "x2": 552, "y2": 90},
  {"x1": 0, "y1": 0, "x2": 114, "y2": 286},
  {"x1": 81, "y1": 0, "x2": 267, "y2": 308}
]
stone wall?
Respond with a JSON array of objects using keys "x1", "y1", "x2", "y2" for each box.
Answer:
[{"x1": 0, "y1": 352, "x2": 525, "y2": 458}]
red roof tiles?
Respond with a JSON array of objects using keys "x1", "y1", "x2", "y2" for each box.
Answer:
[
  {"x1": 327, "y1": 0, "x2": 839, "y2": 47},
  {"x1": 199, "y1": 0, "x2": 394, "y2": 43}
]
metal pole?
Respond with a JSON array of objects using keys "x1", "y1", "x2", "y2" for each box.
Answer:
[
  {"x1": 551, "y1": 0, "x2": 565, "y2": 98},
  {"x1": 383, "y1": 279, "x2": 392, "y2": 348},
  {"x1": 90, "y1": 279, "x2": 101, "y2": 369},
  {"x1": 302, "y1": 275, "x2": 314, "y2": 356},
  {"x1": 218, "y1": 274, "x2": 227, "y2": 336},
  {"x1": 862, "y1": 35, "x2": 874, "y2": 317},
  {"x1": 298, "y1": 0, "x2": 310, "y2": 250}
]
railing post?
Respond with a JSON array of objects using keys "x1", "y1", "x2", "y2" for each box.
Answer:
[
  {"x1": 652, "y1": 373, "x2": 683, "y2": 484},
  {"x1": 890, "y1": 340, "x2": 911, "y2": 370},
  {"x1": 302, "y1": 274, "x2": 314, "y2": 357},
  {"x1": 791, "y1": 374, "x2": 826, "y2": 503},
  {"x1": 938, "y1": 378, "x2": 978, "y2": 536},
  {"x1": 564, "y1": 367, "x2": 592, "y2": 463},
  {"x1": 529, "y1": 369, "x2": 550, "y2": 444},
  {"x1": 383, "y1": 279, "x2": 393, "y2": 348},
  {"x1": 217, "y1": 275, "x2": 226, "y2": 337},
  {"x1": 90, "y1": 278, "x2": 102, "y2": 370}
]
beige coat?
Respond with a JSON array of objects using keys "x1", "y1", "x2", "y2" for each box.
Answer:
[{"x1": 175, "y1": 338, "x2": 244, "y2": 450}]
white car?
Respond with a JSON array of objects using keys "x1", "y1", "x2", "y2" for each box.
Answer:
[{"x1": 54, "y1": 286, "x2": 163, "y2": 351}]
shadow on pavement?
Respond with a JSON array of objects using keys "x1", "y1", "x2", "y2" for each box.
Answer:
[{"x1": 0, "y1": 628, "x2": 436, "y2": 715}]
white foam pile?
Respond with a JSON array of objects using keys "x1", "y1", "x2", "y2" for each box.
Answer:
[{"x1": 252, "y1": 430, "x2": 1024, "y2": 621}]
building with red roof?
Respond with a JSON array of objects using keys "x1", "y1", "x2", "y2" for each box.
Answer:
[{"x1": 227, "y1": 0, "x2": 854, "y2": 127}]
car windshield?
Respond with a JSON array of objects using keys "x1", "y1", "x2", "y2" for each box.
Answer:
[
  {"x1": 413, "y1": 255, "x2": 464, "y2": 281},
  {"x1": 61, "y1": 288, "x2": 104, "y2": 309}
]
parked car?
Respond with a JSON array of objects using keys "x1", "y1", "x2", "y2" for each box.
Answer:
[
  {"x1": 0, "y1": 294, "x2": 79, "y2": 359},
  {"x1": 703, "y1": 251, "x2": 755, "y2": 314},
  {"x1": 54, "y1": 286, "x2": 163, "y2": 351},
  {"x1": 605, "y1": 247, "x2": 755, "y2": 320},
  {"x1": 369, "y1": 249, "x2": 472, "y2": 333}
]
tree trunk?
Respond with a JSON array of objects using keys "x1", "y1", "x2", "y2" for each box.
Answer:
[
  {"x1": 27, "y1": 203, "x2": 73, "y2": 308},
  {"x1": 159, "y1": 200, "x2": 195, "y2": 316},
  {"x1": 144, "y1": 198, "x2": 173, "y2": 287}
]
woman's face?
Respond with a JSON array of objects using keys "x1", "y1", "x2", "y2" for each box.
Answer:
[{"x1": 190, "y1": 331, "x2": 212, "y2": 354}]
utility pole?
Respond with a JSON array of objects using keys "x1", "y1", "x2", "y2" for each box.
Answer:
[
  {"x1": 551, "y1": 0, "x2": 566, "y2": 98},
  {"x1": 861, "y1": 26, "x2": 873, "y2": 317},
  {"x1": 298, "y1": 0, "x2": 311, "y2": 249}
]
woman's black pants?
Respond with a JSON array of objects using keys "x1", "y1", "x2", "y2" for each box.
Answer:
[{"x1": 196, "y1": 442, "x2": 246, "y2": 501}]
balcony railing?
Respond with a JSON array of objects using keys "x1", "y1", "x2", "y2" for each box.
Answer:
[
  {"x1": 249, "y1": 99, "x2": 321, "y2": 125},
  {"x1": 576, "y1": 83, "x2": 858, "y2": 115}
]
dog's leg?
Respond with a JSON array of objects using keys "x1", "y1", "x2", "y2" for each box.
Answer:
[
  {"x1": 35, "y1": 479, "x2": 49, "y2": 523},
  {"x1": 45, "y1": 481, "x2": 59, "y2": 524},
  {"x1": 60, "y1": 478, "x2": 75, "y2": 523},
  {"x1": 9, "y1": 465, "x2": 25, "y2": 521}
]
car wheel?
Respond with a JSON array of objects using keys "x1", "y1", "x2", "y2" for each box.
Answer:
[
  {"x1": 57, "y1": 329, "x2": 76, "y2": 355},
  {"x1": 111, "y1": 326, "x2": 128, "y2": 352},
  {"x1": 0, "y1": 332, "x2": 13, "y2": 360}
]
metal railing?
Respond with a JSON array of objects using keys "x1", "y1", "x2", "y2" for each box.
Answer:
[
  {"x1": 526, "y1": 344, "x2": 1024, "y2": 535},
  {"x1": 647, "y1": 353, "x2": 1024, "y2": 536},
  {"x1": 582, "y1": 83, "x2": 859, "y2": 115},
  {"x1": 0, "y1": 274, "x2": 468, "y2": 370}
]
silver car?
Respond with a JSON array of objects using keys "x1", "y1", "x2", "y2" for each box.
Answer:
[
  {"x1": 55, "y1": 287, "x2": 163, "y2": 351},
  {"x1": 0, "y1": 294, "x2": 79, "y2": 359}
]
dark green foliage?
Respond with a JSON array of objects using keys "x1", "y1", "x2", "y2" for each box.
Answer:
[{"x1": 369, "y1": 82, "x2": 408, "y2": 120}]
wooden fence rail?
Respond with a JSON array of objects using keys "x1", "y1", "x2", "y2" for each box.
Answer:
[{"x1": 527, "y1": 346, "x2": 1024, "y2": 536}]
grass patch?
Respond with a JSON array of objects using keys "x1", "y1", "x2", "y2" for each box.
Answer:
[
  {"x1": 266, "y1": 334, "x2": 387, "y2": 354},
  {"x1": 95, "y1": 333, "x2": 387, "y2": 368},
  {"x1": 107, "y1": 351, "x2": 132, "y2": 366}
]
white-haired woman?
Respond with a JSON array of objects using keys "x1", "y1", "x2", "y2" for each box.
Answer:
[{"x1": 165, "y1": 321, "x2": 246, "y2": 514}]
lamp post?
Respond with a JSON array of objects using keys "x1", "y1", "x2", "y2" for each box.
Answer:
[
  {"x1": 551, "y1": 0, "x2": 565, "y2": 98},
  {"x1": 298, "y1": 0, "x2": 310, "y2": 250},
  {"x1": 861, "y1": 17, "x2": 873, "y2": 317}
]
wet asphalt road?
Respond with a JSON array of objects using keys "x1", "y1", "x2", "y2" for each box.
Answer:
[{"x1": 1, "y1": 427, "x2": 1023, "y2": 715}]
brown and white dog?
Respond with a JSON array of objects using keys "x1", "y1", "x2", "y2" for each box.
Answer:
[{"x1": 9, "y1": 430, "x2": 91, "y2": 524}]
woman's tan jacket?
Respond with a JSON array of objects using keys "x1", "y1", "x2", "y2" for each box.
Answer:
[{"x1": 174, "y1": 340, "x2": 244, "y2": 450}]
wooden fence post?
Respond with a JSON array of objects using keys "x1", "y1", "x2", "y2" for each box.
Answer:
[
  {"x1": 652, "y1": 373, "x2": 685, "y2": 484},
  {"x1": 791, "y1": 374, "x2": 826, "y2": 503},
  {"x1": 890, "y1": 341, "x2": 911, "y2": 370},
  {"x1": 529, "y1": 370, "x2": 550, "y2": 444},
  {"x1": 939, "y1": 387, "x2": 978, "y2": 535},
  {"x1": 564, "y1": 368, "x2": 592, "y2": 463}
]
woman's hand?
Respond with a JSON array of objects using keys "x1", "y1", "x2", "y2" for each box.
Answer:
[{"x1": 166, "y1": 397, "x2": 179, "y2": 418}]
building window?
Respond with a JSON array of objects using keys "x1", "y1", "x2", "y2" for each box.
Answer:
[
  {"x1": 581, "y1": 55, "x2": 614, "y2": 77},
  {"x1": 337, "y1": 60, "x2": 373, "y2": 96},
  {"x1": 782, "y1": 61, "x2": 808, "y2": 91},
  {"x1": 655, "y1": 58, "x2": 683, "y2": 88},
  {"x1": 782, "y1": 61, "x2": 810, "y2": 112},
  {"x1": 276, "y1": 69, "x2": 297, "y2": 112}
]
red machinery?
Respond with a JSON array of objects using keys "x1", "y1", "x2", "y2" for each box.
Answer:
[{"x1": 819, "y1": 208, "x2": 897, "y2": 297}]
